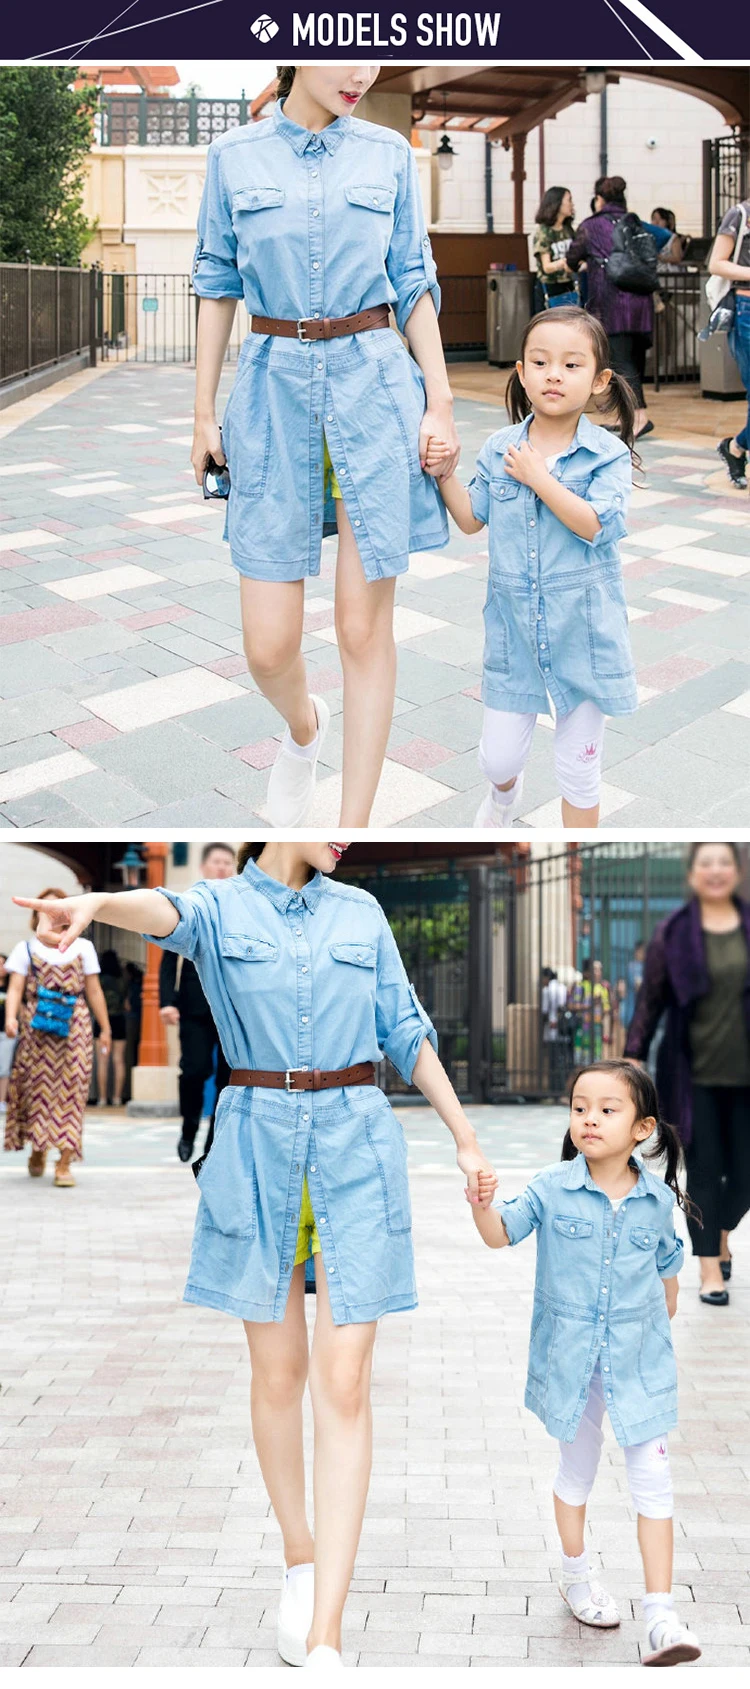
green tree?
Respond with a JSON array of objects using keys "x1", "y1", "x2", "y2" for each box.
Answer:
[{"x1": 0, "y1": 67, "x2": 98, "y2": 264}]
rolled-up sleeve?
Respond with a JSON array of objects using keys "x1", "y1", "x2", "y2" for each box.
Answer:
[
  {"x1": 193, "y1": 142, "x2": 244, "y2": 300},
  {"x1": 581, "y1": 448, "x2": 632, "y2": 549},
  {"x1": 386, "y1": 142, "x2": 440, "y2": 334},
  {"x1": 143, "y1": 884, "x2": 215, "y2": 962},
  {"x1": 375, "y1": 911, "x2": 437, "y2": 1084},
  {"x1": 656, "y1": 1202, "x2": 684, "y2": 1279},
  {"x1": 498, "y1": 1175, "x2": 546, "y2": 1245},
  {"x1": 466, "y1": 437, "x2": 494, "y2": 526}
]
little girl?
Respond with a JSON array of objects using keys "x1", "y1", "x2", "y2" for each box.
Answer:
[
  {"x1": 426, "y1": 308, "x2": 638, "y2": 829},
  {"x1": 470, "y1": 1059, "x2": 701, "y2": 1667}
]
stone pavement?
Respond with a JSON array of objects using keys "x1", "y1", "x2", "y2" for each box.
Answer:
[
  {"x1": 1, "y1": 1102, "x2": 747, "y2": 1668},
  {"x1": 0, "y1": 362, "x2": 749, "y2": 828}
]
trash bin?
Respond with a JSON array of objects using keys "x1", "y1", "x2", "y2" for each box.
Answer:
[
  {"x1": 487, "y1": 270, "x2": 533, "y2": 366},
  {"x1": 698, "y1": 281, "x2": 746, "y2": 399}
]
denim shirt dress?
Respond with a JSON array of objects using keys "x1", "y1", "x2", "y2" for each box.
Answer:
[
  {"x1": 144, "y1": 857, "x2": 437, "y2": 1326},
  {"x1": 193, "y1": 98, "x2": 449, "y2": 583},
  {"x1": 467, "y1": 413, "x2": 638, "y2": 718},
  {"x1": 498, "y1": 1154, "x2": 683, "y2": 1446}
]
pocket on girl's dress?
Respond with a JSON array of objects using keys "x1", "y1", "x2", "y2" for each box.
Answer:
[{"x1": 482, "y1": 581, "x2": 511, "y2": 677}]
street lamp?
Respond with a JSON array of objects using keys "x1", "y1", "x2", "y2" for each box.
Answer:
[
  {"x1": 436, "y1": 134, "x2": 456, "y2": 171},
  {"x1": 113, "y1": 844, "x2": 146, "y2": 888}
]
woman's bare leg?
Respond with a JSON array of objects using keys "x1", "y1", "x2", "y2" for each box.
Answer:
[
  {"x1": 306, "y1": 1253, "x2": 377, "y2": 1653},
  {"x1": 244, "y1": 1265, "x2": 314, "y2": 1568},
  {"x1": 96, "y1": 1041, "x2": 109, "y2": 1104},
  {"x1": 240, "y1": 578, "x2": 317, "y2": 747},
  {"x1": 334, "y1": 499, "x2": 397, "y2": 826},
  {"x1": 111, "y1": 1041, "x2": 126, "y2": 1105}
]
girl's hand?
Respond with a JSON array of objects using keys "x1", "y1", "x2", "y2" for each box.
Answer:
[
  {"x1": 663, "y1": 1277, "x2": 678, "y2": 1320},
  {"x1": 504, "y1": 439, "x2": 549, "y2": 492},
  {"x1": 420, "y1": 407, "x2": 460, "y2": 478},
  {"x1": 457, "y1": 1142, "x2": 497, "y2": 1205},
  {"x1": 191, "y1": 418, "x2": 225, "y2": 487},
  {"x1": 12, "y1": 893, "x2": 103, "y2": 953},
  {"x1": 423, "y1": 436, "x2": 448, "y2": 473},
  {"x1": 5, "y1": 1016, "x2": 18, "y2": 1039}
]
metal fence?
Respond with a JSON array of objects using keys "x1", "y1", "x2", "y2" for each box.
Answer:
[
  {"x1": 0, "y1": 262, "x2": 94, "y2": 387},
  {"x1": 650, "y1": 266, "x2": 702, "y2": 388},
  {"x1": 95, "y1": 272, "x2": 250, "y2": 363},
  {"x1": 98, "y1": 94, "x2": 255, "y2": 148},
  {"x1": 703, "y1": 130, "x2": 749, "y2": 237},
  {"x1": 346, "y1": 843, "x2": 708, "y2": 1102}
]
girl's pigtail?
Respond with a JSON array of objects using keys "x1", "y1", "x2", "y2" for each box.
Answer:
[
  {"x1": 560, "y1": 1128, "x2": 577, "y2": 1162},
  {"x1": 598, "y1": 371, "x2": 642, "y2": 473},
  {"x1": 643, "y1": 1115, "x2": 702, "y2": 1226},
  {"x1": 505, "y1": 368, "x2": 531, "y2": 425}
]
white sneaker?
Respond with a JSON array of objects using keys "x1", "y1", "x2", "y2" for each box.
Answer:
[
  {"x1": 305, "y1": 1645, "x2": 343, "y2": 1670},
  {"x1": 473, "y1": 772, "x2": 525, "y2": 829},
  {"x1": 277, "y1": 1562, "x2": 315, "y2": 1667},
  {"x1": 559, "y1": 1571, "x2": 620, "y2": 1628},
  {"x1": 267, "y1": 694, "x2": 331, "y2": 827},
  {"x1": 643, "y1": 1613, "x2": 701, "y2": 1666}
]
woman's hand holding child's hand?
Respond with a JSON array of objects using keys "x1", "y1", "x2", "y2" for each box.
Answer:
[
  {"x1": 422, "y1": 436, "x2": 452, "y2": 481},
  {"x1": 465, "y1": 1167, "x2": 498, "y2": 1209},
  {"x1": 504, "y1": 439, "x2": 549, "y2": 492}
]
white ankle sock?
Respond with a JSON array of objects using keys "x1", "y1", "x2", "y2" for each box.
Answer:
[
  {"x1": 642, "y1": 1591, "x2": 673, "y2": 1627},
  {"x1": 492, "y1": 777, "x2": 518, "y2": 805},
  {"x1": 285, "y1": 1561, "x2": 314, "y2": 1584},
  {"x1": 287, "y1": 709, "x2": 320, "y2": 760},
  {"x1": 561, "y1": 1548, "x2": 591, "y2": 1603}
]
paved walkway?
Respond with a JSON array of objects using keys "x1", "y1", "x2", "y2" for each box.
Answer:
[
  {"x1": 0, "y1": 364, "x2": 749, "y2": 826},
  {"x1": 1, "y1": 1103, "x2": 747, "y2": 1667}
]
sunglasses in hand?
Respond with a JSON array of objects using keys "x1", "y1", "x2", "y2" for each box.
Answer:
[{"x1": 202, "y1": 437, "x2": 231, "y2": 500}]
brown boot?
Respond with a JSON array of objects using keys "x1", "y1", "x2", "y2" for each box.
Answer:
[
  {"x1": 54, "y1": 1151, "x2": 76, "y2": 1188},
  {"x1": 28, "y1": 1147, "x2": 47, "y2": 1177}
]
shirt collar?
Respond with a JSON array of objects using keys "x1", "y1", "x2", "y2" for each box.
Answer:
[
  {"x1": 519, "y1": 408, "x2": 606, "y2": 461},
  {"x1": 242, "y1": 854, "x2": 324, "y2": 914},
  {"x1": 272, "y1": 97, "x2": 350, "y2": 157},
  {"x1": 562, "y1": 1151, "x2": 648, "y2": 1198}
]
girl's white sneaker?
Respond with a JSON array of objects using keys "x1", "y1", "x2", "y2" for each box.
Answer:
[
  {"x1": 559, "y1": 1571, "x2": 620, "y2": 1628},
  {"x1": 473, "y1": 773, "x2": 525, "y2": 829},
  {"x1": 304, "y1": 1644, "x2": 343, "y2": 1669},
  {"x1": 642, "y1": 1614, "x2": 701, "y2": 1666},
  {"x1": 277, "y1": 1562, "x2": 315, "y2": 1667}
]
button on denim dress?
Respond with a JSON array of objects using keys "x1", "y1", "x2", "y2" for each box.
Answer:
[
  {"x1": 467, "y1": 413, "x2": 638, "y2": 718},
  {"x1": 498, "y1": 1154, "x2": 683, "y2": 1446},
  {"x1": 193, "y1": 98, "x2": 449, "y2": 583},
  {"x1": 145, "y1": 857, "x2": 437, "y2": 1326}
]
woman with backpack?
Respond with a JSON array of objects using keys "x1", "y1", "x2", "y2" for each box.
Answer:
[
  {"x1": 707, "y1": 196, "x2": 750, "y2": 490},
  {"x1": 567, "y1": 176, "x2": 659, "y2": 441}
]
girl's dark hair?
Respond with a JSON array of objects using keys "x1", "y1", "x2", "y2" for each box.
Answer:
[
  {"x1": 686, "y1": 841, "x2": 741, "y2": 872},
  {"x1": 599, "y1": 174, "x2": 627, "y2": 208},
  {"x1": 505, "y1": 307, "x2": 640, "y2": 460},
  {"x1": 237, "y1": 842, "x2": 265, "y2": 874},
  {"x1": 276, "y1": 66, "x2": 296, "y2": 99},
  {"x1": 535, "y1": 185, "x2": 570, "y2": 227},
  {"x1": 562, "y1": 1058, "x2": 700, "y2": 1222}
]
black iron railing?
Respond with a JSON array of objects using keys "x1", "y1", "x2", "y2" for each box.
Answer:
[
  {"x1": 98, "y1": 94, "x2": 253, "y2": 148},
  {"x1": 94, "y1": 271, "x2": 250, "y2": 363},
  {"x1": 651, "y1": 266, "x2": 702, "y2": 389},
  {"x1": 0, "y1": 262, "x2": 94, "y2": 387},
  {"x1": 703, "y1": 130, "x2": 750, "y2": 237}
]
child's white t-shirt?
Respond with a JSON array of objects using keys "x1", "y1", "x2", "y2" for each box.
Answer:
[{"x1": 5, "y1": 937, "x2": 100, "y2": 976}]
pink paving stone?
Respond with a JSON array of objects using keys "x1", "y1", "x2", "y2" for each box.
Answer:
[
  {"x1": 622, "y1": 555, "x2": 673, "y2": 579},
  {"x1": 304, "y1": 609, "x2": 335, "y2": 633},
  {"x1": 388, "y1": 736, "x2": 454, "y2": 771},
  {"x1": 122, "y1": 606, "x2": 191, "y2": 631},
  {"x1": 234, "y1": 737, "x2": 282, "y2": 769},
  {"x1": 305, "y1": 666, "x2": 343, "y2": 693},
  {"x1": 80, "y1": 547, "x2": 145, "y2": 564},
  {"x1": 0, "y1": 551, "x2": 36, "y2": 571},
  {"x1": 205, "y1": 654, "x2": 248, "y2": 678},
  {"x1": 54, "y1": 720, "x2": 120, "y2": 749},
  {"x1": 645, "y1": 605, "x2": 704, "y2": 631},
  {"x1": 462, "y1": 682, "x2": 482, "y2": 701},
  {"x1": 0, "y1": 604, "x2": 98, "y2": 647},
  {"x1": 638, "y1": 655, "x2": 711, "y2": 690},
  {"x1": 37, "y1": 518, "x2": 77, "y2": 535}
]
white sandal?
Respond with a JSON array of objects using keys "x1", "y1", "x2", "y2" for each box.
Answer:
[
  {"x1": 559, "y1": 1572, "x2": 620, "y2": 1628},
  {"x1": 643, "y1": 1613, "x2": 701, "y2": 1666}
]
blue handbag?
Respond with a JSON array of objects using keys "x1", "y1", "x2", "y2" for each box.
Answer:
[{"x1": 27, "y1": 945, "x2": 79, "y2": 1038}]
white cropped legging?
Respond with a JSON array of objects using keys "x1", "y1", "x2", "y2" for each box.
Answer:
[
  {"x1": 479, "y1": 700, "x2": 605, "y2": 810},
  {"x1": 553, "y1": 1367, "x2": 673, "y2": 1520}
]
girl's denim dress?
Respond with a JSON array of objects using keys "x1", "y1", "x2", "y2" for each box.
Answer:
[
  {"x1": 194, "y1": 97, "x2": 448, "y2": 583},
  {"x1": 467, "y1": 413, "x2": 638, "y2": 719},
  {"x1": 498, "y1": 1154, "x2": 683, "y2": 1446},
  {"x1": 145, "y1": 857, "x2": 437, "y2": 1326}
]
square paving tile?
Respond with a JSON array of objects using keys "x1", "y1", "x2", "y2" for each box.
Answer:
[{"x1": 82, "y1": 670, "x2": 245, "y2": 733}]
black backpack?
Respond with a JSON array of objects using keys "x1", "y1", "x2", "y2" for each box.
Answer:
[{"x1": 605, "y1": 213, "x2": 659, "y2": 295}]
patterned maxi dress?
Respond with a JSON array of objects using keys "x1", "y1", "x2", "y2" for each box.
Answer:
[{"x1": 5, "y1": 953, "x2": 93, "y2": 1162}]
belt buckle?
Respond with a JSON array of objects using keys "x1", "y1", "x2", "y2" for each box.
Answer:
[
  {"x1": 284, "y1": 1068, "x2": 302, "y2": 1091},
  {"x1": 297, "y1": 318, "x2": 311, "y2": 342}
]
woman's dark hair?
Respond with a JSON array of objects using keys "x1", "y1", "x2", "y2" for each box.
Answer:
[
  {"x1": 505, "y1": 307, "x2": 639, "y2": 460},
  {"x1": 100, "y1": 949, "x2": 122, "y2": 977},
  {"x1": 237, "y1": 843, "x2": 265, "y2": 874},
  {"x1": 686, "y1": 842, "x2": 741, "y2": 872},
  {"x1": 276, "y1": 66, "x2": 296, "y2": 99},
  {"x1": 652, "y1": 206, "x2": 676, "y2": 231},
  {"x1": 562, "y1": 1058, "x2": 700, "y2": 1221},
  {"x1": 535, "y1": 186, "x2": 570, "y2": 227},
  {"x1": 30, "y1": 888, "x2": 66, "y2": 932},
  {"x1": 599, "y1": 175, "x2": 627, "y2": 208}
]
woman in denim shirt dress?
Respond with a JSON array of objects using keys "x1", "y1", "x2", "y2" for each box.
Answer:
[
  {"x1": 15, "y1": 844, "x2": 495, "y2": 1669},
  {"x1": 470, "y1": 1059, "x2": 701, "y2": 1667},
  {"x1": 190, "y1": 65, "x2": 456, "y2": 831}
]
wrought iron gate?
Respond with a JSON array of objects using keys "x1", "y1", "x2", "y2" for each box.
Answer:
[
  {"x1": 96, "y1": 271, "x2": 250, "y2": 363},
  {"x1": 703, "y1": 130, "x2": 750, "y2": 236}
]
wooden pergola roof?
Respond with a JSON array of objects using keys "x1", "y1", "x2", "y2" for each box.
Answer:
[{"x1": 375, "y1": 65, "x2": 749, "y2": 134}]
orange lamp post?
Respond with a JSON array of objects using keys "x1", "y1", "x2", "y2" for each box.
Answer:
[{"x1": 137, "y1": 841, "x2": 169, "y2": 1068}]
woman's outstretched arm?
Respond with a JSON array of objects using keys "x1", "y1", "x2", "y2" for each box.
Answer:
[
  {"x1": 12, "y1": 891, "x2": 179, "y2": 952},
  {"x1": 411, "y1": 1037, "x2": 497, "y2": 1203}
]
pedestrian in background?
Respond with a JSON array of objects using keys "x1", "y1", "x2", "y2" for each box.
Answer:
[
  {"x1": 124, "y1": 961, "x2": 143, "y2": 1102},
  {"x1": 625, "y1": 842, "x2": 750, "y2": 1306},
  {"x1": 3, "y1": 890, "x2": 110, "y2": 1187},
  {"x1": 571, "y1": 959, "x2": 612, "y2": 1064},
  {"x1": 0, "y1": 952, "x2": 15, "y2": 1116},
  {"x1": 623, "y1": 938, "x2": 646, "y2": 1032},
  {"x1": 541, "y1": 966, "x2": 570, "y2": 1098},
  {"x1": 96, "y1": 948, "x2": 127, "y2": 1108},
  {"x1": 533, "y1": 186, "x2": 579, "y2": 309},
  {"x1": 707, "y1": 192, "x2": 750, "y2": 490},
  {"x1": 567, "y1": 175, "x2": 663, "y2": 441},
  {"x1": 159, "y1": 842, "x2": 236, "y2": 1163}
]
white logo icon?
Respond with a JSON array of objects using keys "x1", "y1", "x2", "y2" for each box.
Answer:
[{"x1": 251, "y1": 13, "x2": 279, "y2": 40}]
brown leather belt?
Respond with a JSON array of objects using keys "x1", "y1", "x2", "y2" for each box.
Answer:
[
  {"x1": 228, "y1": 1062, "x2": 376, "y2": 1092},
  {"x1": 250, "y1": 304, "x2": 390, "y2": 341}
]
